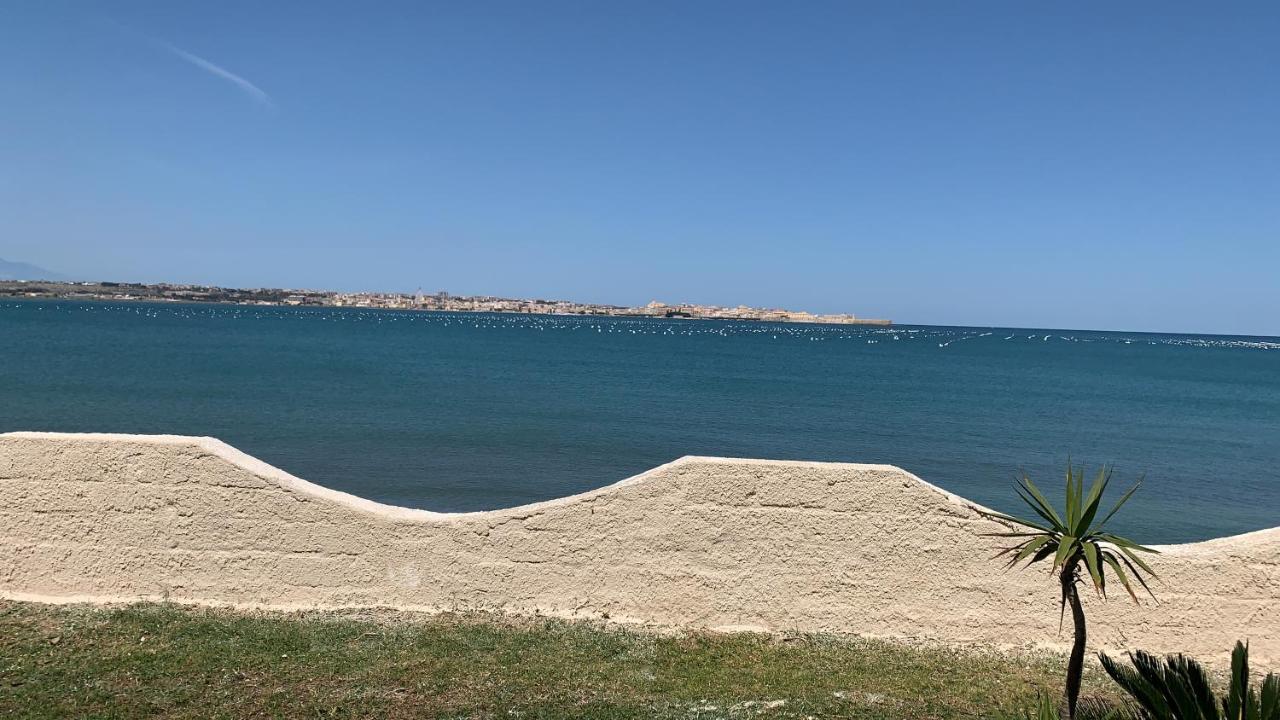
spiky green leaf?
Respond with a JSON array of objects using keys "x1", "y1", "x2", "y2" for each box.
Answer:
[
  {"x1": 1008, "y1": 536, "x2": 1054, "y2": 568},
  {"x1": 1028, "y1": 541, "x2": 1058, "y2": 568},
  {"x1": 1075, "y1": 467, "x2": 1111, "y2": 537},
  {"x1": 983, "y1": 508, "x2": 1055, "y2": 534},
  {"x1": 1065, "y1": 467, "x2": 1080, "y2": 530},
  {"x1": 1082, "y1": 542, "x2": 1105, "y2": 596},
  {"x1": 1016, "y1": 487, "x2": 1067, "y2": 532},
  {"x1": 1101, "y1": 551, "x2": 1139, "y2": 603},
  {"x1": 1098, "y1": 533, "x2": 1160, "y2": 555},
  {"x1": 1053, "y1": 536, "x2": 1077, "y2": 572},
  {"x1": 1097, "y1": 481, "x2": 1142, "y2": 530},
  {"x1": 1020, "y1": 476, "x2": 1064, "y2": 528},
  {"x1": 1113, "y1": 543, "x2": 1159, "y2": 577},
  {"x1": 1259, "y1": 671, "x2": 1279, "y2": 720},
  {"x1": 1112, "y1": 552, "x2": 1157, "y2": 601},
  {"x1": 1226, "y1": 641, "x2": 1250, "y2": 719}
]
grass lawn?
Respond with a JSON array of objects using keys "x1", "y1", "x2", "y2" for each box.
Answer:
[{"x1": 0, "y1": 600, "x2": 1120, "y2": 719}]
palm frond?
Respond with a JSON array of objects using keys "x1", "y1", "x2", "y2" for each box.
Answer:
[
  {"x1": 1076, "y1": 697, "x2": 1145, "y2": 720},
  {"x1": 1100, "y1": 651, "x2": 1172, "y2": 719},
  {"x1": 1103, "y1": 643, "x2": 1276, "y2": 720},
  {"x1": 1259, "y1": 671, "x2": 1279, "y2": 720},
  {"x1": 1165, "y1": 654, "x2": 1217, "y2": 719},
  {"x1": 1225, "y1": 640, "x2": 1249, "y2": 719}
]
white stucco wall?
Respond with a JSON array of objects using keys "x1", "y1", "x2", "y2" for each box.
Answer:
[{"x1": 1, "y1": 432, "x2": 1276, "y2": 668}]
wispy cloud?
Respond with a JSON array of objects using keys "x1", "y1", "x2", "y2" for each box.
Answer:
[
  {"x1": 160, "y1": 41, "x2": 274, "y2": 110},
  {"x1": 102, "y1": 18, "x2": 275, "y2": 110}
]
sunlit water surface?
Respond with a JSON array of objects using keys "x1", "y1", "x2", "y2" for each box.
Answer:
[{"x1": 3, "y1": 299, "x2": 1278, "y2": 543}]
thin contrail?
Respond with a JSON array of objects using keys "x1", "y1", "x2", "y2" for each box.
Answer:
[
  {"x1": 162, "y1": 42, "x2": 274, "y2": 109},
  {"x1": 98, "y1": 17, "x2": 275, "y2": 109}
]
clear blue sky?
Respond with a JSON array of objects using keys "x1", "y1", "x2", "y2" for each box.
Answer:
[{"x1": 2, "y1": 1, "x2": 1278, "y2": 334}]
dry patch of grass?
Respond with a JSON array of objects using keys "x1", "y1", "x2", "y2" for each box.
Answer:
[{"x1": 0, "y1": 600, "x2": 1118, "y2": 719}]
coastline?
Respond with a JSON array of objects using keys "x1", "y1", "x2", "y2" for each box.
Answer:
[{"x1": 0, "y1": 280, "x2": 892, "y2": 325}]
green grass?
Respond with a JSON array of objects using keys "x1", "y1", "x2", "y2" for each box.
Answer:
[{"x1": 0, "y1": 600, "x2": 1121, "y2": 719}]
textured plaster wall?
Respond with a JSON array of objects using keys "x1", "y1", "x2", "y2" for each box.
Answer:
[{"x1": 1, "y1": 432, "x2": 1277, "y2": 668}]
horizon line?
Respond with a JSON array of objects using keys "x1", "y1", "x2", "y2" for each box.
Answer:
[{"x1": 2, "y1": 276, "x2": 1278, "y2": 340}]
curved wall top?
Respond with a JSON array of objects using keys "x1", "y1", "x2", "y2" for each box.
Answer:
[{"x1": 2, "y1": 431, "x2": 1276, "y2": 668}]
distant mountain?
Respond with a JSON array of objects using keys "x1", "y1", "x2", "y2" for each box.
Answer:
[{"x1": 0, "y1": 258, "x2": 67, "y2": 281}]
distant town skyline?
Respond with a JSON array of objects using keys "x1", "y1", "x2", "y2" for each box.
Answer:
[
  {"x1": 1, "y1": 276, "x2": 893, "y2": 326},
  {"x1": 3, "y1": 3, "x2": 1279, "y2": 336},
  {"x1": 6, "y1": 257, "x2": 1280, "y2": 337}
]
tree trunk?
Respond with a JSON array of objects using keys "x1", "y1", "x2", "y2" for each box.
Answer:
[{"x1": 1062, "y1": 566, "x2": 1087, "y2": 720}]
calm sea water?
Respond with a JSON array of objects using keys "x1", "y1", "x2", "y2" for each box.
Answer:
[{"x1": 3, "y1": 299, "x2": 1277, "y2": 543}]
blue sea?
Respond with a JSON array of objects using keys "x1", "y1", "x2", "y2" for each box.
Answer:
[{"x1": 3, "y1": 299, "x2": 1277, "y2": 543}]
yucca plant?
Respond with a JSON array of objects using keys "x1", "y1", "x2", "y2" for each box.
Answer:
[
  {"x1": 1099, "y1": 641, "x2": 1280, "y2": 720},
  {"x1": 983, "y1": 463, "x2": 1159, "y2": 719}
]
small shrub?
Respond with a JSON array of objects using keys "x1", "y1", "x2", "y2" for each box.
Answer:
[
  {"x1": 1099, "y1": 641, "x2": 1280, "y2": 720},
  {"x1": 1001, "y1": 693, "x2": 1140, "y2": 720}
]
